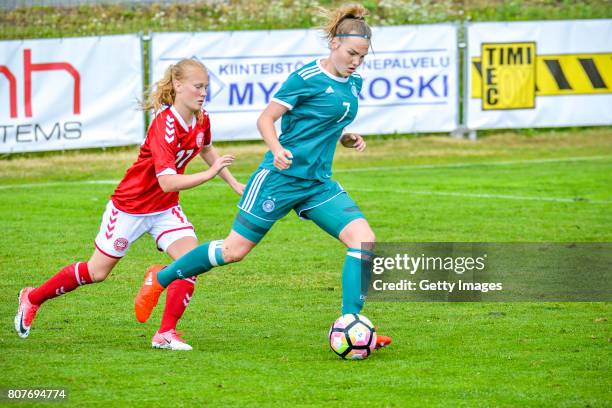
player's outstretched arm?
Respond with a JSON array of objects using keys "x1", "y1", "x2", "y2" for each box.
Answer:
[
  {"x1": 200, "y1": 145, "x2": 245, "y2": 196},
  {"x1": 157, "y1": 154, "x2": 235, "y2": 193}
]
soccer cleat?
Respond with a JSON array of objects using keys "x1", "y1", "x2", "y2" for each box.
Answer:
[
  {"x1": 151, "y1": 329, "x2": 192, "y2": 351},
  {"x1": 14, "y1": 287, "x2": 40, "y2": 339},
  {"x1": 134, "y1": 264, "x2": 165, "y2": 323},
  {"x1": 375, "y1": 334, "x2": 392, "y2": 349}
]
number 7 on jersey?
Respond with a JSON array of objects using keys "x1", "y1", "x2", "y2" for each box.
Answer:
[{"x1": 337, "y1": 102, "x2": 350, "y2": 123}]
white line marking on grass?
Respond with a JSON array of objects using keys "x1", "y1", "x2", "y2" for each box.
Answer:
[
  {"x1": 0, "y1": 179, "x2": 234, "y2": 190},
  {"x1": 0, "y1": 180, "x2": 119, "y2": 190},
  {"x1": 352, "y1": 188, "x2": 612, "y2": 205},
  {"x1": 335, "y1": 155, "x2": 612, "y2": 173},
  {"x1": 1, "y1": 155, "x2": 610, "y2": 192}
]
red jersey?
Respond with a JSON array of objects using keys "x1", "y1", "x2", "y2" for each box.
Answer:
[{"x1": 112, "y1": 106, "x2": 212, "y2": 214}]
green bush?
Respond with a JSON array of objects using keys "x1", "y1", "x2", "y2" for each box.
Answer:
[{"x1": 1, "y1": 0, "x2": 610, "y2": 40}]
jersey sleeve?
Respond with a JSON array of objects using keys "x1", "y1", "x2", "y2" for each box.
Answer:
[
  {"x1": 149, "y1": 115, "x2": 178, "y2": 177},
  {"x1": 203, "y1": 111, "x2": 213, "y2": 147},
  {"x1": 271, "y1": 72, "x2": 313, "y2": 110}
]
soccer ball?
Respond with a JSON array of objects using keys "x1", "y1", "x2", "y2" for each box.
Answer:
[{"x1": 329, "y1": 314, "x2": 377, "y2": 360}]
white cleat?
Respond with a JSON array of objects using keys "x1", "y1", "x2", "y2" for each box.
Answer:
[
  {"x1": 151, "y1": 329, "x2": 193, "y2": 351},
  {"x1": 15, "y1": 287, "x2": 39, "y2": 339}
]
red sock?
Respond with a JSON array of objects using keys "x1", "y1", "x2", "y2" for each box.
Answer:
[
  {"x1": 28, "y1": 262, "x2": 93, "y2": 306},
  {"x1": 159, "y1": 277, "x2": 196, "y2": 333}
]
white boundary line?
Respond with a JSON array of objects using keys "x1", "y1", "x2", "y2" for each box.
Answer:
[
  {"x1": 0, "y1": 179, "x2": 235, "y2": 191},
  {"x1": 351, "y1": 188, "x2": 612, "y2": 205},
  {"x1": 0, "y1": 180, "x2": 119, "y2": 190},
  {"x1": 1, "y1": 156, "x2": 611, "y2": 206},
  {"x1": 334, "y1": 154, "x2": 612, "y2": 173}
]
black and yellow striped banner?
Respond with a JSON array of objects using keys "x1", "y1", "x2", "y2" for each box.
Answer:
[{"x1": 471, "y1": 42, "x2": 611, "y2": 110}]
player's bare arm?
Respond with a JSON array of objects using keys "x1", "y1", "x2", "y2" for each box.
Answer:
[
  {"x1": 200, "y1": 146, "x2": 245, "y2": 195},
  {"x1": 157, "y1": 154, "x2": 234, "y2": 193},
  {"x1": 257, "y1": 101, "x2": 293, "y2": 170}
]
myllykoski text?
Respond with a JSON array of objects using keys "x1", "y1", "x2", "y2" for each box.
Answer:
[{"x1": 372, "y1": 253, "x2": 487, "y2": 275}]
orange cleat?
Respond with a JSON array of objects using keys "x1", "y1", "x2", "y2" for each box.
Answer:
[
  {"x1": 375, "y1": 334, "x2": 392, "y2": 349},
  {"x1": 134, "y1": 264, "x2": 166, "y2": 323}
]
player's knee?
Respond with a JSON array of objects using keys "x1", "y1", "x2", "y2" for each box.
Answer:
[
  {"x1": 223, "y1": 250, "x2": 245, "y2": 263},
  {"x1": 87, "y1": 264, "x2": 112, "y2": 283},
  {"x1": 356, "y1": 232, "x2": 376, "y2": 250},
  {"x1": 363, "y1": 230, "x2": 376, "y2": 244},
  {"x1": 222, "y1": 245, "x2": 250, "y2": 263},
  {"x1": 343, "y1": 229, "x2": 376, "y2": 248},
  {"x1": 222, "y1": 230, "x2": 257, "y2": 263}
]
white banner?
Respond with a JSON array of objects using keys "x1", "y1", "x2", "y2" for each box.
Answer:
[
  {"x1": 0, "y1": 35, "x2": 144, "y2": 153},
  {"x1": 466, "y1": 19, "x2": 612, "y2": 129},
  {"x1": 151, "y1": 25, "x2": 458, "y2": 141}
]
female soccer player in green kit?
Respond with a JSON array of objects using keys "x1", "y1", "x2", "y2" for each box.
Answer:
[{"x1": 136, "y1": 4, "x2": 391, "y2": 349}]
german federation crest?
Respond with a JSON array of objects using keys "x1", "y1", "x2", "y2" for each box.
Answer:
[{"x1": 262, "y1": 199, "x2": 275, "y2": 213}]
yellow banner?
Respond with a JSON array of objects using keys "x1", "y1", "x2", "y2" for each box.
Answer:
[
  {"x1": 480, "y1": 42, "x2": 536, "y2": 110},
  {"x1": 471, "y1": 47, "x2": 612, "y2": 107}
]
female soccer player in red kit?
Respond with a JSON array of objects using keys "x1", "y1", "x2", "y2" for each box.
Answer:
[{"x1": 15, "y1": 59, "x2": 244, "y2": 350}]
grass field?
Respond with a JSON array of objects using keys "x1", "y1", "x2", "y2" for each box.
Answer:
[{"x1": 1, "y1": 129, "x2": 611, "y2": 407}]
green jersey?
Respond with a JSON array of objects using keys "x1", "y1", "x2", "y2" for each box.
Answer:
[{"x1": 260, "y1": 59, "x2": 363, "y2": 180}]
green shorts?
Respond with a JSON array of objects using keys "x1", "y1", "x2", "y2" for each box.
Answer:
[{"x1": 232, "y1": 167, "x2": 365, "y2": 243}]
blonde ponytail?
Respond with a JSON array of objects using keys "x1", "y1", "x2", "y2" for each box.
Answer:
[
  {"x1": 142, "y1": 59, "x2": 207, "y2": 123},
  {"x1": 322, "y1": 4, "x2": 371, "y2": 43}
]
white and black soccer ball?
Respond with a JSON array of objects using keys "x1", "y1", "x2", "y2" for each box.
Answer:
[{"x1": 329, "y1": 314, "x2": 377, "y2": 360}]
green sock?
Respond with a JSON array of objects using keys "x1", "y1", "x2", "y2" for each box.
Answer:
[
  {"x1": 157, "y1": 240, "x2": 225, "y2": 287},
  {"x1": 341, "y1": 248, "x2": 373, "y2": 315}
]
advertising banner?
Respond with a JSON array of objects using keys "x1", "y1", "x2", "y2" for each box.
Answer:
[
  {"x1": 0, "y1": 35, "x2": 144, "y2": 153},
  {"x1": 151, "y1": 25, "x2": 458, "y2": 141},
  {"x1": 466, "y1": 19, "x2": 612, "y2": 129}
]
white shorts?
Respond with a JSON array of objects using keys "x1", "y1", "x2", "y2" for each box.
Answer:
[{"x1": 94, "y1": 201, "x2": 197, "y2": 259}]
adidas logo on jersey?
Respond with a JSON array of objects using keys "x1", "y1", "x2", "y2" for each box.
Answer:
[{"x1": 325, "y1": 86, "x2": 334, "y2": 94}]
